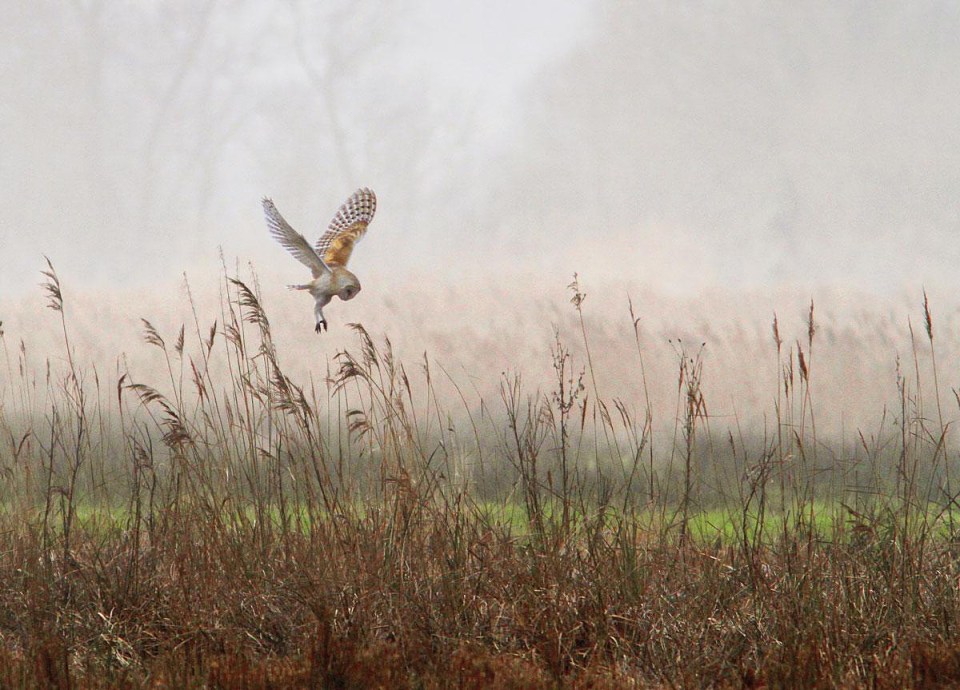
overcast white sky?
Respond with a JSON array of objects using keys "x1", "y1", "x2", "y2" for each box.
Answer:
[
  {"x1": 2, "y1": 1, "x2": 960, "y2": 301},
  {"x1": 5, "y1": 1, "x2": 960, "y2": 437},
  {"x1": 0, "y1": 0, "x2": 594, "y2": 297}
]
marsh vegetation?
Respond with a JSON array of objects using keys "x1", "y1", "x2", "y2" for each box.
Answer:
[{"x1": 2, "y1": 264, "x2": 960, "y2": 688}]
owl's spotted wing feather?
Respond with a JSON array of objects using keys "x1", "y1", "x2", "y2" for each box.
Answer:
[
  {"x1": 263, "y1": 198, "x2": 330, "y2": 278},
  {"x1": 315, "y1": 187, "x2": 377, "y2": 266}
]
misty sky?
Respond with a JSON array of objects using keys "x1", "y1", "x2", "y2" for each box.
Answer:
[{"x1": 2, "y1": 1, "x2": 959, "y2": 299}]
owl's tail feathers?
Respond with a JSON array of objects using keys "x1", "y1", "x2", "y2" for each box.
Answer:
[{"x1": 287, "y1": 284, "x2": 311, "y2": 291}]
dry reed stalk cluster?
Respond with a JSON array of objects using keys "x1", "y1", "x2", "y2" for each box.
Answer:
[{"x1": 1, "y1": 262, "x2": 960, "y2": 687}]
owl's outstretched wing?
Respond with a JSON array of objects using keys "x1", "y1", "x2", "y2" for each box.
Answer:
[
  {"x1": 315, "y1": 187, "x2": 377, "y2": 267},
  {"x1": 263, "y1": 198, "x2": 330, "y2": 278}
]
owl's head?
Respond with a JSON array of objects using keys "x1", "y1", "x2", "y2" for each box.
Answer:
[{"x1": 339, "y1": 278, "x2": 361, "y2": 301}]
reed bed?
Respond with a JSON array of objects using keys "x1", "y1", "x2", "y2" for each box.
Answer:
[{"x1": 1, "y1": 262, "x2": 960, "y2": 688}]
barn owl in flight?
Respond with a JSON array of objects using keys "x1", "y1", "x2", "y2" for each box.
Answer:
[{"x1": 262, "y1": 188, "x2": 376, "y2": 333}]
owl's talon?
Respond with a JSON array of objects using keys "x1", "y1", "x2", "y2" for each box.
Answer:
[{"x1": 315, "y1": 320, "x2": 327, "y2": 333}]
